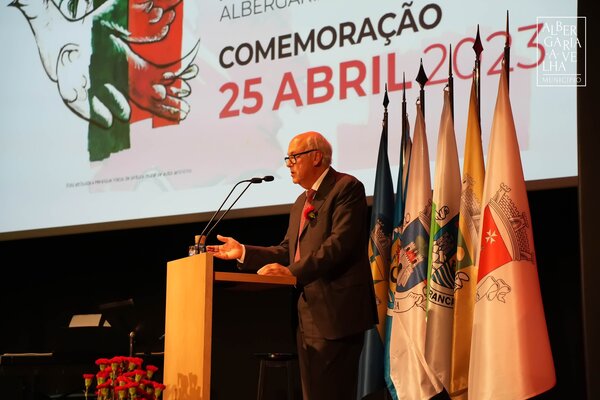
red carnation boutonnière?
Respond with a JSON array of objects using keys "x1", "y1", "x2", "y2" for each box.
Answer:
[{"x1": 303, "y1": 204, "x2": 317, "y2": 221}]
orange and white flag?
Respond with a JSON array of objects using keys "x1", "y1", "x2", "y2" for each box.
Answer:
[{"x1": 469, "y1": 66, "x2": 555, "y2": 400}]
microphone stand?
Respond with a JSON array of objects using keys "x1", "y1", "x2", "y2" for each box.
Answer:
[
  {"x1": 196, "y1": 178, "x2": 254, "y2": 246},
  {"x1": 129, "y1": 330, "x2": 135, "y2": 357},
  {"x1": 196, "y1": 176, "x2": 272, "y2": 253},
  {"x1": 199, "y1": 181, "x2": 254, "y2": 252}
]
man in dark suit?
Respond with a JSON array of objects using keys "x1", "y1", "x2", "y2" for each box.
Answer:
[{"x1": 207, "y1": 131, "x2": 378, "y2": 399}]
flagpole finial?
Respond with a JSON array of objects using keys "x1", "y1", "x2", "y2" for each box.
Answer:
[
  {"x1": 403, "y1": 72, "x2": 407, "y2": 101},
  {"x1": 416, "y1": 59, "x2": 428, "y2": 116},
  {"x1": 505, "y1": 10, "x2": 510, "y2": 46},
  {"x1": 448, "y1": 44, "x2": 454, "y2": 121},
  {"x1": 416, "y1": 59, "x2": 428, "y2": 88},
  {"x1": 383, "y1": 84, "x2": 390, "y2": 109},
  {"x1": 504, "y1": 11, "x2": 511, "y2": 91},
  {"x1": 473, "y1": 25, "x2": 483, "y2": 59},
  {"x1": 473, "y1": 24, "x2": 483, "y2": 130},
  {"x1": 402, "y1": 73, "x2": 408, "y2": 121},
  {"x1": 402, "y1": 72, "x2": 408, "y2": 143},
  {"x1": 448, "y1": 44, "x2": 453, "y2": 77}
]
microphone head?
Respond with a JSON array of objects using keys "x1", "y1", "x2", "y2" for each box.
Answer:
[
  {"x1": 262, "y1": 175, "x2": 274, "y2": 182},
  {"x1": 250, "y1": 177, "x2": 263, "y2": 183}
]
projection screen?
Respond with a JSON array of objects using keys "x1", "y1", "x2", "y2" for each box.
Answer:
[{"x1": 0, "y1": 0, "x2": 579, "y2": 239}]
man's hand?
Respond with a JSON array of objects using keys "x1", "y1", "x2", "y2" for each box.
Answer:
[
  {"x1": 206, "y1": 234, "x2": 243, "y2": 260},
  {"x1": 257, "y1": 263, "x2": 292, "y2": 276}
]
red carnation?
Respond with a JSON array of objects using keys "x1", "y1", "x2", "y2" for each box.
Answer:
[
  {"x1": 303, "y1": 204, "x2": 317, "y2": 220},
  {"x1": 146, "y1": 364, "x2": 159, "y2": 379}
]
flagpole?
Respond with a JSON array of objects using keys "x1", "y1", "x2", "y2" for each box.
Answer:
[
  {"x1": 401, "y1": 73, "x2": 410, "y2": 206},
  {"x1": 473, "y1": 25, "x2": 483, "y2": 126},
  {"x1": 504, "y1": 10, "x2": 511, "y2": 92},
  {"x1": 448, "y1": 44, "x2": 454, "y2": 122},
  {"x1": 416, "y1": 59, "x2": 429, "y2": 117}
]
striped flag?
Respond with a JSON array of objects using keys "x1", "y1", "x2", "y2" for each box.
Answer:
[
  {"x1": 469, "y1": 65, "x2": 555, "y2": 399},
  {"x1": 389, "y1": 101, "x2": 442, "y2": 400},
  {"x1": 357, "y1": 89, "x2": 394, "y2": 398},
  {"x1": 450, "y1": 76, "x2": 485, "y2": 399},
  {"x1": 425, "y1": 88, "x2": 461, "y2": 391}
]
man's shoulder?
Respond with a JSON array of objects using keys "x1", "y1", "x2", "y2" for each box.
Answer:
[
  {"x1": 330, "y1": 168, "x2": 363, "y2": 186},
  {"x1": 327, "y1": 169, "x2": 366, "y2": 196}
]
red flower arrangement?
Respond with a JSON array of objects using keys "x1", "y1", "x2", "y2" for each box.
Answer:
[
  {"x1": 303, "y1": 204, "x2": 317, "y2": 221},
  {"x1": 83, "y1": 356, "x2": 166, "y2": 400}
]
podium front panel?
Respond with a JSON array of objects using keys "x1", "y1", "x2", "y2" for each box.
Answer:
[{"x1": 164, "y1": 254, "x2": 213, "y2": 399}]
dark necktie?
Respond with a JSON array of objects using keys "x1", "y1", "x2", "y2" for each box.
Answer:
[{"x1": 294, "y1": 189, "x2": 316, "y2": 262}]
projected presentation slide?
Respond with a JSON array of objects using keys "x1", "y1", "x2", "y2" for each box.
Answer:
[{"x1": 0, "y1": 0, "x2": 578, "y2": 238}]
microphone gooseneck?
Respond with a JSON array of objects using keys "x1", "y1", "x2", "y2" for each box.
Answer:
[
  {"x1": 197, "y1": 178, "x2": 252, "y2": 241},
  {"x1": 196, "y1": 176, "x2": 274, "y2": 253}
]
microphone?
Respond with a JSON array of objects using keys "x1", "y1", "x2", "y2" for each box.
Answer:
[
  {"x1": 196, "y1": 176, "x2": 274, "y2": 253},
  {"x1": 196, "y1": 177, "x2": 258, "y2": 242}
]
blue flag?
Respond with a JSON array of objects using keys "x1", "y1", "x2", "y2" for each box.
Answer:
[
  {"x1": 357, "y1": 89, "x2": 394, "y2": 398},
  {"x1": 384, "y1": 95, "x2": 412, "y2": 399}
]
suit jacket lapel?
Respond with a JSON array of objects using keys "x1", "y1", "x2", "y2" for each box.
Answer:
[{"x1": 291, "y1": 195, "x2": 305, "y2": 248}]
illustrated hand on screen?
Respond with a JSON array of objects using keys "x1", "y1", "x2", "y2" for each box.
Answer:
[
  {"x1": 127, "y1": 0, "x2": 183, "y2": 43},
  {"x1": 11, "y1": 0, "x2": 199, "y2": 129}
]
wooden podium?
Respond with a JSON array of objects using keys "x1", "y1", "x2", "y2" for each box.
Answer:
[{"x1": 163, "y1": 253, "x2": 296, "y2": 399}]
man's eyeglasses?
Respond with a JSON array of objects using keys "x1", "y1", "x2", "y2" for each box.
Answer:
[{"x1": 284, "y1": 149, "x2": 317, "y2": 165}]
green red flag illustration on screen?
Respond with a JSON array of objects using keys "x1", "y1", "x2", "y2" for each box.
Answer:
[{"x1": 12, "y1": 0, "x2": 200, "y2": 161}]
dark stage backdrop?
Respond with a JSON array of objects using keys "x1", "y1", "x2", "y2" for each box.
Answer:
[{"x1": 0, "y1": 186, "x2": 585, "y2": 399}]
